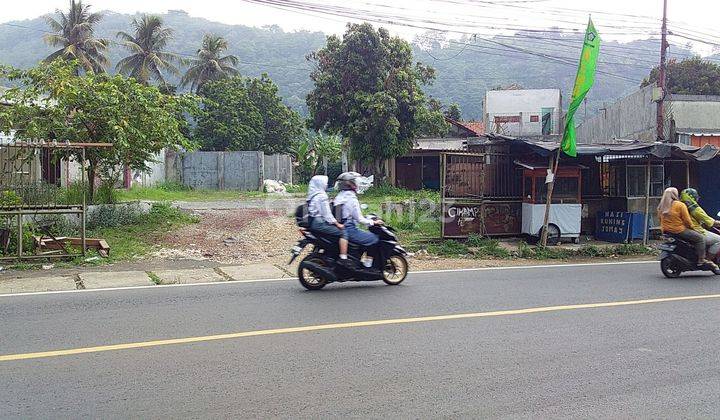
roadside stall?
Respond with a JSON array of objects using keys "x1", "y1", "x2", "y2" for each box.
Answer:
[{"x1": 518, "y1": 161, "x2": 582, "y2": 243}]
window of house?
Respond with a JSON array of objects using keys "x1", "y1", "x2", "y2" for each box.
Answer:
[
  {"x1": 627, "y1": 165, "x2": 664, "y2": 197},
  {"x1": 530, "y1": 115, "x2": 540, "y2": 122},
  {"x1": 541, "y1": 108, "x2": 554, "y2": 135}
]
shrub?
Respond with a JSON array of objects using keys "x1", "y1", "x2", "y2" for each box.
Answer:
[
  {"x1": 146, "y1": 202, "x2": 199, "y2": 225},
  {"x1": 86, "y1": 204, "x2": 144, "y2": 229},
  {"x1": 0, "y1": 190, "x2": 23, "y2": 207}
]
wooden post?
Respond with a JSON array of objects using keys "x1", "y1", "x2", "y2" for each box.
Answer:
[
  {"x1": 81, "y1": 148, "x2": 86, "y2": 256},
  {"x1": 643, "y1": 158, "x2": 651, "y2": 245},
  {"x1": 16, "y1": 213, "x2": 22, "y2": 259}
]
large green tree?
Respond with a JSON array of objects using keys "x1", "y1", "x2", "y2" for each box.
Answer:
[
  {"x1": 0, "y1": 61, "x2": 198, "y2": 199},
  {"x1": 307, "y1": 23, "x2": 445, "y2": 176},
  {"x1": 642, "y1": 57, "x2": 720, "y2": 95},
  {"x1": 116, "y1": 14, "x2": 179, "y2": 86},
  {"x1": 195, "y1": 75, "x2": 302, "y2": 153},
  {"x1": 445, "y1": 103, "x2": 462, "y2": 121},
  {"x1": 181, "y1": 34, "x2": 240, "y2": 94},
  {"x1": 43, "y1": 0, "x2": 109, "y2": 74}
]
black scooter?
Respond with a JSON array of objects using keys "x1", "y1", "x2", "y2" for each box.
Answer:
[
  {"x1": 658, "y1": 237, "x2": 719, "y2": 278},
  {"x1": 658, "y1": 211, "x2": 720, "y2": 278},
  {"x1": 289, "y1": 215, "x2": 409, "y2": 290}
]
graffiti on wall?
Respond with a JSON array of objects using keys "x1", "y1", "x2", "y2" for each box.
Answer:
[{"x1": 442, "y1": 201, "x2": 521, "y2": 237}]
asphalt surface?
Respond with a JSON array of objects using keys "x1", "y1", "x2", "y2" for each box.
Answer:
[{"x1": 2, "y1": 261, "x2": 720, "y2": 418}]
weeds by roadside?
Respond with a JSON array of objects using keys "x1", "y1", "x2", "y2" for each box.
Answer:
[{"x1": 425, "y1": 238, "x2": 655, "y2": 260}]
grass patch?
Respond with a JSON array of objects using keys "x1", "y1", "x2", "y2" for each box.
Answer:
[
  {"x1": 116, "y1": 185, "x2": 246, "y2": 202},
  {"x1": 147, "y1": 271, "x2": 161, "y2": 285},
  {"x1": 426, "y1": 240, "x2": 469, "y2": 256},
  {"x1": 466, "y1": 235, "x2": 512, "y2": 259},
  {"x1": 515, "y1": 242, "x2": 655, "y2": 260},
  {"x1": 86, "y1": 202, "x2": 199, "y2": 264}
]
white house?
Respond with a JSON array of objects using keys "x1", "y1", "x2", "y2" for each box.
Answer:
[{"x1": 483, "y1": 88, "x2": 563, "y2": 137}]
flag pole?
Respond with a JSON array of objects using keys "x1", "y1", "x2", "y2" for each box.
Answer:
[{"x1": 540, "y1": 16, "x2": 599, "y2": 247}]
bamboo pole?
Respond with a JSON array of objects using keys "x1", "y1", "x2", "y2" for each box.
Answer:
[{"x1": 540, "y1": 148, "x2": 562, "y2": 247}]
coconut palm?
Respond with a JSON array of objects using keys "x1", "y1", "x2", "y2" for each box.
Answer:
[
  {"x1": 44, "y1": 0, "x2": 109, "y2": 74},
  {"x1": 115, "y1": 15, "x2": 179, "y2": 86},
  {"x1": 181, "y1": 34, "x2": 240, "y2": 94}
]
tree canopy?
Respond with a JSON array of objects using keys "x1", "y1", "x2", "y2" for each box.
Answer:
[
  {"x1": 115, "y1": 14, "x2": 179, "y2": 86},
  {"x1": 181, "y1": 34, "x2": 240, "y2": 94},
  {"x1": 445, "y1": 103, "x2": 462, "y2": 121},
  {"x1": 0, "y1": 61, "x2": 198, "y2": 197},
  {"x1": 641, "y1": 57, "x2": 720, "y2": 95},
  {"x1": 307, "y1": 23, "x2": 445, "y2": 174},
  {"x1": 43, "y1": 0, "x2": 109, "y2": 74},
  {"x1": 194, "y1": 75, "x2": 303, "y2": 153}
]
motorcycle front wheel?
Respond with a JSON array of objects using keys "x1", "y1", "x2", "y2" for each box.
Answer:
[
  {"x1": 298, "y1": 256, "x2": 328, "y2": 290},
  {"x1": 383, "y1": 255, "x2": 409, "y2": 285},
  {"x1": 660, "y1": 257, "x2": 682, "y2": 278}
]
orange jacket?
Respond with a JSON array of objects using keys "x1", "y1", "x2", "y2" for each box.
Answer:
[{"x1": 660, "y1": 201, "x2": 693, "y2": 234}]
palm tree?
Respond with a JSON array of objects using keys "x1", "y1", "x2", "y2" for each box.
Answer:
[
  {"x1": 44, "y1": 0, "x2": 109, "y2": 74},
  {"x1": 115, "y1": 14, "x2": 179, "y2": 86},
  {"x1": 181, "y1": 34, "x2": 240, "y2": 94}
]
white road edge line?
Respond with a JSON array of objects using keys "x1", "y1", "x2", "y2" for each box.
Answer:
[{"x1": 0, "y1": 260, "x2": 656, "y2": 299}]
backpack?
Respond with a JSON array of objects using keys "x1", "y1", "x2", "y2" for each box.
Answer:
[
  {"x1": 294, "y1": 203, "x2": 311, "y2": 228},
  {"x1": 295, "y1": 192, "x2": 323, "y2": 228}
]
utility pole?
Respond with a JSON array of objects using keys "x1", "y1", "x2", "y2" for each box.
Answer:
[{"x1": 657, "y1": 0, "x2": 668, "y2": 142}]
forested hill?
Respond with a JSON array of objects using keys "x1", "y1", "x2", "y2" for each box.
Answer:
[{"x1": 0, "y1": 9, "x2": 694, "y2": 119}]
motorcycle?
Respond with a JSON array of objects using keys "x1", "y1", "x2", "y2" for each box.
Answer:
[
  {"x1": 658, "y1": 211, "x2": 720, "y2": 278},
  {"x1": 289, "y1": 214, "x2": 410, "y2": 290}
]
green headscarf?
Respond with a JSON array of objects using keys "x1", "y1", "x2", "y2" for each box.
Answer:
[{"x1": 681, "y1": 188, "x2": 699, "y2": 212}]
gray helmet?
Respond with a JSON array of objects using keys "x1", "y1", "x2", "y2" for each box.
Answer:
[{"x1": 336, "y1": 171, "x2": 361, "y2": 191}]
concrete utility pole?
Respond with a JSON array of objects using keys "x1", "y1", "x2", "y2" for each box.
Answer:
[{"x1": 657, "y1": 0, "x2": 668, "y2": 141}]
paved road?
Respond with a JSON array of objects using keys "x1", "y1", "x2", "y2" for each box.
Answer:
[{"x1": 2, "y1": 261, "x2": 720, "y2": 418}]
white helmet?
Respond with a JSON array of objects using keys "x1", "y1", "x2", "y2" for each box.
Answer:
[{"x1": 335, "y1": 172, "x2": 361, "y2": 191}]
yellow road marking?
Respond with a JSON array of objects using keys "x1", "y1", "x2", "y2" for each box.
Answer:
[{"x1": 2, "y1": 293, "x2": 720, "y2": 362}]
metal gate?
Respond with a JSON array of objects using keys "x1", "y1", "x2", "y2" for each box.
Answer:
[{"x1": 440, "y1": 152, "x2": 522, "y2": 238}]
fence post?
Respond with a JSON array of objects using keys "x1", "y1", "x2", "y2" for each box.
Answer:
[
  {"x1": 217, "y1": 152, "x2": 225, "y2": 190},
  {"x1": 258, "y1": 151, "x2": 265, "y2": 191}
]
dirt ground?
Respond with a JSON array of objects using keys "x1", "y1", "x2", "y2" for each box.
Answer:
[
  {"x1": 155, "y1": 208, "x2": 300, "y2": 266},
  {"x1": 150, "y1": 208, "x2": 653, "y2": 272}
]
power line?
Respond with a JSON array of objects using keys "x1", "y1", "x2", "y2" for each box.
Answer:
[{"x1": 0, "y1": 21, "x2": 313, "y2": 72}]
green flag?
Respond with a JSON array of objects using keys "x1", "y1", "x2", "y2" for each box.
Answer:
[{"x1": 561, "y1": 18, "x2": 600, "y2": 157}]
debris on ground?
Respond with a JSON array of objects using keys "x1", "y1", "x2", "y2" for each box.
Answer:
[{"x1": 263, "y1": 179, "x2": 287, "y2": 194}]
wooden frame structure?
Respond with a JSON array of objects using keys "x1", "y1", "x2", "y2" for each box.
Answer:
[{"x1": 0, "y1": 141, "x2": 113, "y2": 261}]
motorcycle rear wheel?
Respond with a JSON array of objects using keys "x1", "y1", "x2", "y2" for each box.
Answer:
[
  {"x1": 298, "y1": 256, "x2": 328, "y2": 290},
  {"x1": 383, "y1": 255, "x2": 409, "y2": 285},
  {"x1": 660, "y1": 257, "x2": 682, "y2": 278}
]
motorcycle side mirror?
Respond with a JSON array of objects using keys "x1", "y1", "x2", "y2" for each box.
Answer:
[{"x1": 361, "y1": 204, "x2": 368, "y2": 210}]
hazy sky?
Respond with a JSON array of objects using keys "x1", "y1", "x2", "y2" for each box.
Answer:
[{"x1": 3, "y1": 0, "x2": 719, "y2": 54}]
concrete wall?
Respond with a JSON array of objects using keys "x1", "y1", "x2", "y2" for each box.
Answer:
[
  {"x1": 575, "y1": 85, "x2": 657, "y2": 144},
  {"x1": 263, "y1": 154, "x2": 293, "y2": 184},
  {"x1": 166, "y1": 150, "x2": 293, "y2": 191},
  {"x1": 131, "y1": 152, "x2": 166, "y2": 187},
  {"x1": 669, "y1": 98, "x2": 720, "y2": 132},
  {"x1": 484, "y1": 89, "x2": 562, "y2": 136}
]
